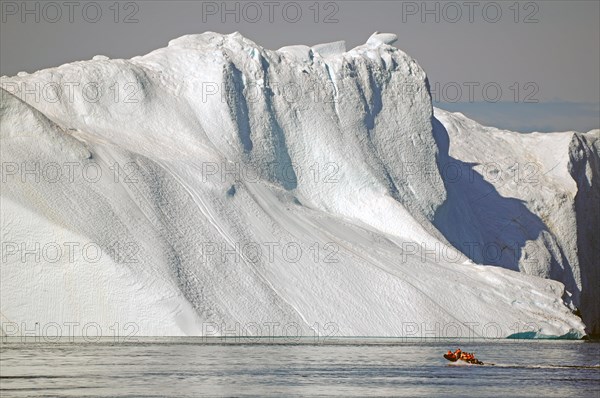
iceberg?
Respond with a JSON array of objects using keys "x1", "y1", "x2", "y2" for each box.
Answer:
[{"x1": 0, "y1": 32, "x2": 596, "y2": 338}]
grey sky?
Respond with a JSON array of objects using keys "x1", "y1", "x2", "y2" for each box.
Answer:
[{"x1": 1, "y1": 0, "x2": 599, "y2": 131}]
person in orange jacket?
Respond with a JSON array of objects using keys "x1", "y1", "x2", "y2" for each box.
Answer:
[{"x1": 454, "y1": 348, "x2": 462, "y2": 359}]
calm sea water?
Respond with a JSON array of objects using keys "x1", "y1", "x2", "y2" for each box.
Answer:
[{"x1": 1, "y1": 338, "x2": 598, "y2": 397}]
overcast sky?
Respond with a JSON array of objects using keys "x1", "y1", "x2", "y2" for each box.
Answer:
[{"x1": 1, "y1": 0, "x2": 598, "y2": 132}]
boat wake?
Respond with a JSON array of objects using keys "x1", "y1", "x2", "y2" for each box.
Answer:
[{"x1": 449, "y1": 362, "x2": 600, "y2": 369}]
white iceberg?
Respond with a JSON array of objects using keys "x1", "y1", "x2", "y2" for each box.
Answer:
[{"x1": 0, "y1": 32, "x2": 596, "y2": 338}]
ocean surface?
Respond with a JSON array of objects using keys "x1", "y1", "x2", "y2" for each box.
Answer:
[{"x1": 1, "y1": 338, "x2": 599, "y2": 397}]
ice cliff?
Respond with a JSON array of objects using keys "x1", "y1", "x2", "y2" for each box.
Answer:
[
  {"x1": 1, "y1": 32, "x2": 597, "y2": 337},
  {"x1": 433, "y1": 109, "x2": 599, "y2": 335}
]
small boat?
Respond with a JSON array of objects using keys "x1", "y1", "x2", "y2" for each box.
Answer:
[{"x1": 444, "y1": 349, "x2": 484, "y2": 365}]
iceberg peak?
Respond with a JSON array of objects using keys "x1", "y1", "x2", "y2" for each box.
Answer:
[{"x1": 367, "y1": 32, "x2": 399, "y2": 46}]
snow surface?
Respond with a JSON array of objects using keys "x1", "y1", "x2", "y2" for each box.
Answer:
[
  {"x1": 433, "y1": 109, "x2": 599, "y2": 334},
  {"x1": 0, "y1": 32, "x2": 596, "y2": 337}
]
